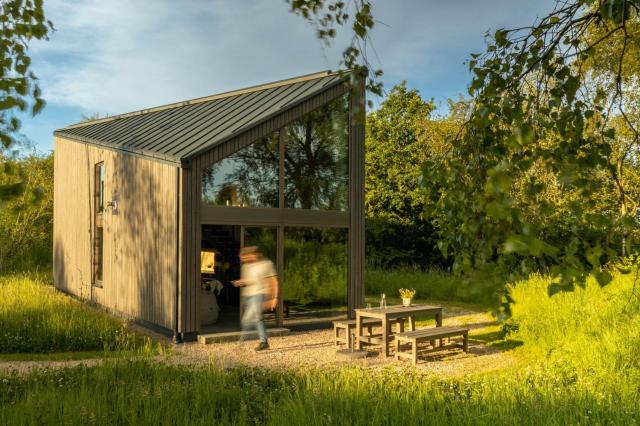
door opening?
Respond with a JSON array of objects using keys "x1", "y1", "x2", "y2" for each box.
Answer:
[{"x1": 200, "y1": 225, "x2": 278, "y2": 332}]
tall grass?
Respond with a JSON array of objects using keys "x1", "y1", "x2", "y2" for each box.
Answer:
[
  {"x1": 506, "y1": 269, "x2": 640, "y2": 375},
  {"x1": 366, "y1": 267, "x2": 502, "y2": 306},
  {"x1": 0, "y1": 358, "x2": 636, "y2": 425},
  {"x1": 0, "y1": 274, "x2": 147, "y2": 353},
  {"x1": 1, "y1": 268, "x2": 638, "y2": 424}
]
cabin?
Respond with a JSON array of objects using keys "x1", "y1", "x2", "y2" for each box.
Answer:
[{"x1": 52, "y1": 70, "x2": 366, "y2": 341}]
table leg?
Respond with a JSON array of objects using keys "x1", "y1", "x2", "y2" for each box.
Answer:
[
  {"x1": 399, "y1": 319, "x2": 405, "y2": 333},
  {"x1": 382, "y1": 316, "x2": 389, "y2": 357},
  {"x1": 436, "y1": 310, "x2": 443, "y2": 347},
  {"x1": 356, "y1": 312, "x2": 362, "y2": 350},
  {"x1": 408, "y1": 316, "x2": 416, "y2": 331}
]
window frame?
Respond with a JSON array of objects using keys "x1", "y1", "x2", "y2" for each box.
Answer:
[
  {"x1": 93, "y1": 162, "x2": 105, "y2": 287},
  {"x1": 200, "y1": 93, "x2": 350, "y2": 212}
]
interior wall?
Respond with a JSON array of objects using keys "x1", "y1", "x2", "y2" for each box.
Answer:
[{"x1": 53, "y1": 136, "x2": 179, "y2": 330}]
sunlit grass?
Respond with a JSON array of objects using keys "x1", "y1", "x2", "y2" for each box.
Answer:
[
  {"x1": 366, "y1": 267, "x2": 500, "y2": 307},
  {"x1": 1, "y1": 268, "x2": 638, "y2": 424},
  {"x1": 1, "y1": 356, "x2": 637, "y2": 425},
  {"x1": 0, "y1": 274, "x2": 166, "y2": 356}
]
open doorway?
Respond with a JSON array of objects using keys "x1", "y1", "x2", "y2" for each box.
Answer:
[
  {"x1": 200, "y1": 224, "x2": 278, "y2": 332},
  {"x1": 200, "y1": 225, "x2": 240, "y2": 332}
]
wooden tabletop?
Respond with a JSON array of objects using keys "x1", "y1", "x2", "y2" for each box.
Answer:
[{"x1": 354, "y1": 304, "x2": 442, "y2": 315}]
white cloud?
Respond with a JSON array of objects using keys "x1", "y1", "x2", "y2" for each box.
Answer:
[
  {"x1": 32, "y1": 0, "x2": 338, "y2": 114},
  {"x1": 29, "y1": 0, "x2": 557, "y2": 116}
]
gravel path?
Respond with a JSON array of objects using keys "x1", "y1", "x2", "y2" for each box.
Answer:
[
  {"x1": 0, "y1": 358, "x2": 105, "y2": 375},
  {"x1": 172, "y1": 310, "x2": 516, "y2": 377}
]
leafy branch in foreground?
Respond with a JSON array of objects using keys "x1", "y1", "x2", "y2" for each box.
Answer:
[
  {"x1": 287, "y1": 0, "x2": 384, "y2": 102},
  {"x1": 0, "y1": 0, "x2": 53, "y2": 149},
  {"x1": 423, "y1": 0, "x2": 640, "y2": 297}
]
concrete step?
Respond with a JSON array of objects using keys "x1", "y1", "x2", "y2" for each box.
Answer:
[{"x1": 198, "y1": 327, "x2": 290, "y2": 344}]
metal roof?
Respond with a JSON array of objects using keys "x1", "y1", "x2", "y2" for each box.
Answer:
[{"x1": 54, "y1": 70, "x2": 350, "y2": 166}]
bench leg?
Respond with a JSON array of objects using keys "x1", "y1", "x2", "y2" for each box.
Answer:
[
  {"x1": 436, "y1": 311, "x2": 443, "y2": 347},
  {"x1": 463, "y1": 332, "x2": 468, "y2": 352},
  {"x1": 394, "y1": 338, "x2": 400, "y2": 360},
  {"x1": 412, "y1": 341, "x2": 417, "y2": 366},
  {"x1": 334, "y1": 326, "x2": 340, "y2": 347},
  {"x1": 367, "y1": 325, "x2": 373, "y2": 336}
]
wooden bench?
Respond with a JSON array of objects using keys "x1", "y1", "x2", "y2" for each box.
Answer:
[
  {"x1": 334, "y1": 318, "x2": 403, "y2": 349},
  {"x1": 394, "y1": 326, "x2": 469, "y2": 365}
]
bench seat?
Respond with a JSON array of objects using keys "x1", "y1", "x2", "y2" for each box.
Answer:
[{"x1": 394, "y1": 326, "x2": 469, "y2": 365}]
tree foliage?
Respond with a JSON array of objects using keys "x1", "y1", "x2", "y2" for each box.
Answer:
[
  {"x1": 287, "y1": 0, "x2": 383, "y2": 100},
  {"x1": 0, "y1": 0, "x2": 52, "y2": 149},
  {"x1": 366, "y1": 83, "x2": 436, "y2": 224},
  {"x1": 365, "y1": 83, "x2": 459, "y2": 268},
  {"x1": 422, "y1": 0, "x2": 640, "y2": 296},
  {"x1": 0, "y1": 152, "x2": 53, "y2": 273}
]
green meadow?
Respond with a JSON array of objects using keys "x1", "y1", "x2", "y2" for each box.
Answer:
[
  {"x1": 0, "y1": 274, "x2": 164, "y2": 359},
  {"x1": 1, "y1": 268, "x2": 638, "y2": 425}
]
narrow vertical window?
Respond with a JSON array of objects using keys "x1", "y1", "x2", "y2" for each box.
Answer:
[
  {"x1": 93, "y1": 162, "x2": 105, "y2": 286},
  {"x1": 96, "y1": 162, "x2": 105, "y2": 213}
]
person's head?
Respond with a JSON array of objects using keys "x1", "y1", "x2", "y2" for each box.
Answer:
[{"x1": 239, "y1": 246, "x2": 261, "y2": 263}]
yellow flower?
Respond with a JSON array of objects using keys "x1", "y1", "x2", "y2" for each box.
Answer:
[{"x1": 399, "y1": 288, "x2": 416, "y2": 298}]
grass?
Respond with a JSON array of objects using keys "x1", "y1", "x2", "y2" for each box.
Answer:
[
  {"x1": 0, "y1": 357, "x2": 636, "y2": 425},
  {"x1": 0, "y1": 274, "x2": 165, "y2": 356},
  {"x1": 1, "y1": 267, "x2": 639, "y2": 424},
  {"x1": 365, "y1": 267, "x2": 501, "y2": 307},
  {"x1": 0, "y1": 350, "x2": 141, "y2": 362}
]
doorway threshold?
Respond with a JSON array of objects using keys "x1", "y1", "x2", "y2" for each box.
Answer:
[{"x1": 198, "y1": 327, "x2": 290, "y2": 344}]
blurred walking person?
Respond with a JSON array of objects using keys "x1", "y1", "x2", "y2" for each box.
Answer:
[{"x1": 233, "y1": 246, "x2": 278, "y2": 351}]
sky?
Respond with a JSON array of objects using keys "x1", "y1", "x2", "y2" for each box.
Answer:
[{"x1": 18, "y1": 0, "x2": 557, "y2": 153}]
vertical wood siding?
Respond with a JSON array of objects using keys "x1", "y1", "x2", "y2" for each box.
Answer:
[{"x1": 53, "y1": 137, "x2": 178, "y2": 330}]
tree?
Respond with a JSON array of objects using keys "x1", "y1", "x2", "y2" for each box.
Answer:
[
  {"x1": 0, "y1": 0, "x2": 52, "y2": 149},
  {"x1": 365, "y1": 83, "x2": 460, "y2": 268},
  {"x1": 287, "y1": 0, "x2": 383, "y2": 101},
  {"x1": 0, "y1": 0, "x2": 53, "y2": 202},
  {"x1": 366, "y1": 83, "x2": 436, "y2": 224},
  {"x1": 0, "y1": 152, "x2": 53, "y2": 272},
  {"x1": 422, "y1": 0, "x2": 640, "y2": 296}
]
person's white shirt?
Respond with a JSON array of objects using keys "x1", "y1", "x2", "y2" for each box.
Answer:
[{"x1": 240, "y1": 259, "x2": 276, "y2": 297}]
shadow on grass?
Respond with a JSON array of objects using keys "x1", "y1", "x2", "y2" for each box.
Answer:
[{"x1": 470, "y1": 329, "x2": 523, "y2": 351}]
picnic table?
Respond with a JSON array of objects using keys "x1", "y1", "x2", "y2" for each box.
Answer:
[{"x1": 354, "y1": 304, "x2": 443, "y2": 357}]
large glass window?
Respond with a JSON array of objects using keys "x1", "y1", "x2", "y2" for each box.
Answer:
[
  {"x1": 243, "y1": 226, "x2": 277, "y2": 265},
  {"x1": 284, "y1": 95, "x2": 349, "y2": 210},
  {"x1": 283, "y1": 227, "x2": 347, "y2": 318},
  {"x1": 202, "y1": 132, "x2": 279, "y2": 208}
]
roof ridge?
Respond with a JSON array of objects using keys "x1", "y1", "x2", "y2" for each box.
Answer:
[{"x1": 64, "y1": 70, "x2": 346, "y2": 129}]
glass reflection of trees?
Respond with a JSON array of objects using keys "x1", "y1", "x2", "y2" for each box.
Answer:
[
  {"x1": 201, "y1": 132, "x2": 279, "y2": 208},
  {"x1": 201, "y1": 94, "x2": 349, "y2": 211},
  {"x1": 283, "y1": 227, "x2": 347, "y2": 313},
  {"x1": 284, "y1": 95, "x2": 349, "y2": 211}
]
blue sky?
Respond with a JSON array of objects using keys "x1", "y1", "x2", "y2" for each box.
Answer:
[{"x1": 19, "y1": 0, "x2": 556, "y2": 153}]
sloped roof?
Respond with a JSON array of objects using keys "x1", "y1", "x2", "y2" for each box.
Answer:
[{"x1": 54, "y1": 70, "x2": 350, "y2": 166}]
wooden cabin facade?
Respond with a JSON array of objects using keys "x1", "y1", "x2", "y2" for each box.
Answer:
[{"x1": 53, "y1": 70, "x2": 366, "y2": 341}]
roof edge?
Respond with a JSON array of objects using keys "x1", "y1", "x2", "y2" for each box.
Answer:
[
  {"x1": 54, "y1": 131, "x2": 185, "y2": 167},
  {"x1": 62, "y1": 70, "x2": 349, "y2": 131}
]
